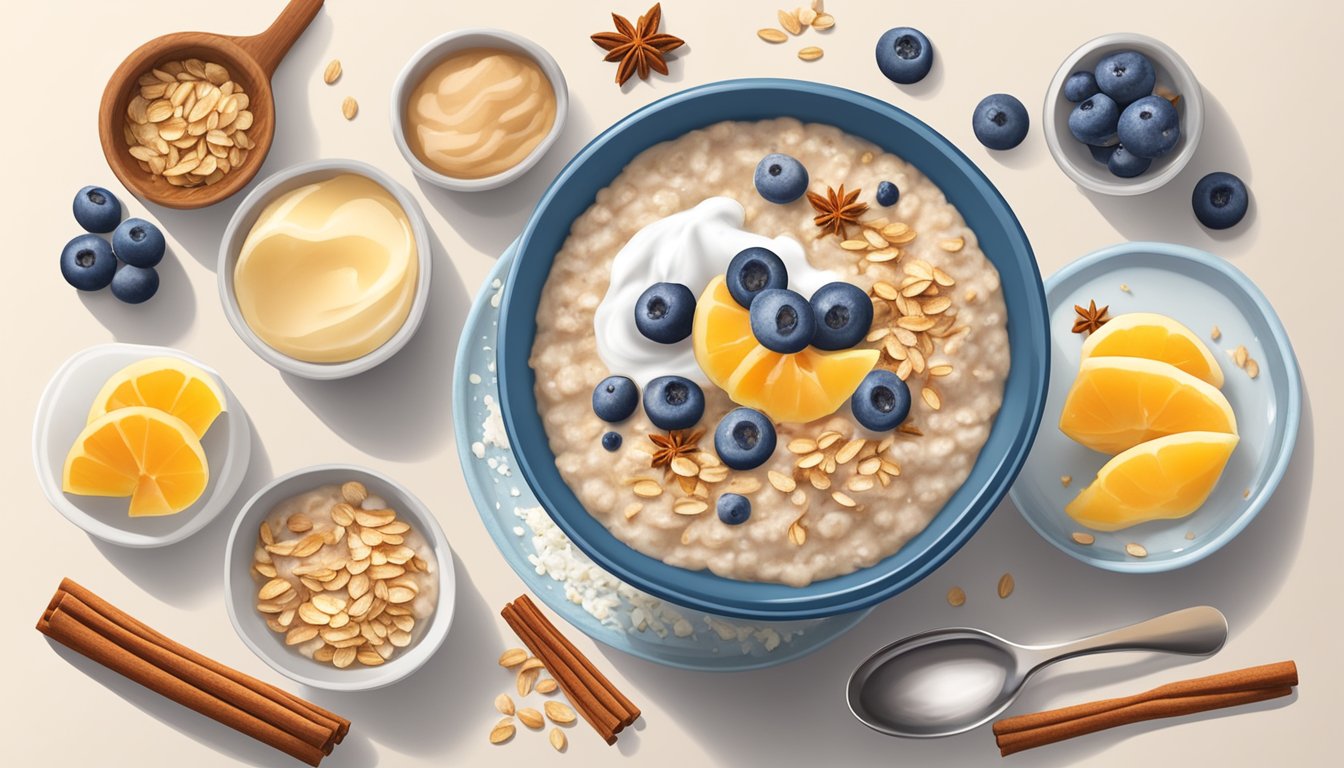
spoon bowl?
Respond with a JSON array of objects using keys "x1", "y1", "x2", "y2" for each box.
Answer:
[
  {"x1": 97, "y1": 0, "x2": 323, "y2": 209},
  {"x1": 847, "y1": 606, "x2": 1227, "y2": 738}
]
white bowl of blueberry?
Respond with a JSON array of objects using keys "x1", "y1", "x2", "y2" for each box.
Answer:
[{"x1": 1044, "y1": 33, "x2": 1203, "y2": 196}]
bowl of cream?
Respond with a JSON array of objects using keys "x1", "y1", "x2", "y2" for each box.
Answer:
[
  {"x1": 218, "y1": 159, "x2": 432, "y2": 379},
  {"x1": 390, "y1": 28, "x2": 568, "y2": 192}
]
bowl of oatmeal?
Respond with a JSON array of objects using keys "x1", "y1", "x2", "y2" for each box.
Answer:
[
  {"x1": 496, "y1": 79, "x2": 1049, "y2": 620},
  {"x1": 224, "y1": 464, "x2": 455, "y2": 691}
]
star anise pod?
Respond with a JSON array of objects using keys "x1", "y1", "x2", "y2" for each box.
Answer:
[
  {"x1": 647, "y1": 428, "x2": 703, "y2": 468},
  {"x1": 807, "y1": 184, "x2": 869, "y2": 239},
  {"x1": 590, "y1": 3, "x2": 685, "y2": 86},
  {"x1": 1072, "y1": 300, "x2": 1110, "y2": 334}
]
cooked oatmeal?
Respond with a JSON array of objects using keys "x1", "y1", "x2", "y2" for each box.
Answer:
[{"x1": 530, "y1": 118, "x2": 1009, "y2": 586}]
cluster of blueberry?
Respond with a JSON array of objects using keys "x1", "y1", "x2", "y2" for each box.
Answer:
[
  {"x1": 753, "y1": 152, "x2": 900, "y2": 210},
  {"x1": 1064, "y1": 51, "x2": 1180, "y2": 178},
  {"x1": 61, "y1": 186, "x2": 166, "y2": 304}
]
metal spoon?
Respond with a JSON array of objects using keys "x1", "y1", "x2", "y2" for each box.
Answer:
[{"x1": 846, "y1": 605, "x2": 1227, "y2": 738}]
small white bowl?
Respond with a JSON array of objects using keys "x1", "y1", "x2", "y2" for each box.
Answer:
[
  {"x1": 224, "y1": 464, "x2": 456, "y2": 692},
  {"x1": 217, "y1": 159, "x2": 433, "y2": 380},
  {"x1": 32, "y1": 343, "x2": 252, "y2": 548},
  {"x1": 1043, "y1": 33, "x2": 1203, "y2": 196},
  {"x1": 390, "y1": 29, "x2": 569, "y2": 192}
]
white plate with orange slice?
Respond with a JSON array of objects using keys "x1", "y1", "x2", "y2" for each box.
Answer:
[
  {"x1": 1010, "y1": 242, "x2": 1301, "y2": 572},
  {"x1": 32, "y1": 343, "x2": 251, "y2": 547}
]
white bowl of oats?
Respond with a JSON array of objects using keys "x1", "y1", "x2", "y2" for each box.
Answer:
[{"x1": 224, "y1": 464, "x2": 455, "y2": 691}]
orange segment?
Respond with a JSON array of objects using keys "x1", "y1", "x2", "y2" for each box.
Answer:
[
  {"x1": 1081, "y1": 313, "x2": 1224, "y2": 388},
  {"x1": 692, "y1": 275, "x2": 878, "y2": 424},
  {"x1": 63, "y1": 406, "x2": 209, "y2": 517},
  {"x1": 1059, "y1": 357, "x2": 1237, "y2": 454},
  {"x1": 87, "y1": 357, "x2": 226, "y2": 439},
  {"x1": 1066, "y1": 431, "x2": 1239, "y2": 531}
]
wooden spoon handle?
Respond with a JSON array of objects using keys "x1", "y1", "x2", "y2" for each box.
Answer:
[{"x1": 233, "y1": 0, "x2": 324, "y2": 77}]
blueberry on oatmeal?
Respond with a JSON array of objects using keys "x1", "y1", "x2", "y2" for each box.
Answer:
[
  {"x1": 643, "y1": 375, "x2": 705, "y2": 431},
  {"x1": 592, "y1": 375, "x2": 639, "y2": 422},
  {"x1": 716, "y1": 493, "x2": 752, "y2": 525},
  {"x1": 602, "y1": 431, "x2": 623, "y2": 452},
  {"x1": 726, "y1": 247, "x2": 788, "y2": 309},
  {"x1": 809, "y1": 282, "x2": 873, "y2": 351},
  {"x1": 851, "y1": 369, "x2": 912, "y2": 431},
  {"x1": 714, "y1": 407, "x2": 777, "y2": 470},
  {"x1": 750, "y1": 288, "x2": 816, "y2": 354},
  {"x1": 875, "y1": 180, "x2": 900, "y2": 207},
  {"x1": 753, "y1": 153, "x2": 809, "y2": 204},
  {"x1": 634, "y1": 282, "x2": 696, "y2": 344}
]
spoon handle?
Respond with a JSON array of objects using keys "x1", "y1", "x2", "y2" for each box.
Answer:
[
  {"x1": 234, "y1": 0, "x2": 325, "y2": 77},
  {"x1": 1032, "y1": 606, "x2": 1227, "y2": 668}
]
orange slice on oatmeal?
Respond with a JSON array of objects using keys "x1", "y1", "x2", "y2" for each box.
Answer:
[
  {"x1": 1059, "y1": 356, "x2": 1237, "y2": 454},
  {"x1": 86, "y1": 357, "x2": 226, "y2": 438},
  {"x1": 692, "y1": 275, "x2": 878, "y2": 423},
  {"x1": 1066, "y1": 431, "x2": 1239, "y2": 531},
  {"x1": 63, "y1": 406, "x2": 209, "y2": 517},
  {"x1": 1080, "y1": 312, "x2": 1224, "y2": 388}
]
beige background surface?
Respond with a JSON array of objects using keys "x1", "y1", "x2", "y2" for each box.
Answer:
[{"x1": 2, "y1": 0, "x2": 1337, "y2": 765}]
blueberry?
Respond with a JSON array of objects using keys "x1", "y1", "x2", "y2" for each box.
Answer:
[
  {"x1": 750, "y1": 288, "x2": 815, "y2": 354},
  {"x1": 643, "y1": 376, "x2": 705, "y2": 431},
  {"x1": 754, "y1": 153, "x2": 809, "y2": 204},
  {"x1": 1088, "y1": 144, "x2": 1117, "y2": 164},
  {"x1": 726, "y1": 247, "x2": 788, "y2": 309},
  {"x1": 713, "y1": 407, "x2": 777, "y2": 470},
  {"x1": 72, "y1": 185, "x2": 122, "y2": 233},
  {"x1": 111, "y1": 218, "x2": 166, "y2": 268},
  {"x1": 1192, "y1": 172, "x2": 1249, "y2": 230},
  {"x1": 972, "y1": 93, "x2": 1030, "y2": 151},
  {"x1": 60, "y1": 234, "x2": 117, "y2": 291},
  {"x1": 716, "y1": 493, "x2": 752, "y2": 526},
  {"x1": 634, "y1": 282, "x2": 696, "y2": 344},
  {"x1": 809, "y1": 282, "x2": 873, "y2": 351},
  {"x1": 1116, "y1": 95, "x2": 1180, "y2": 159},
  {"x1": 1094, "y1": 50, "x2": 1156, "y2": 106},
  {"x1": 1107, "y1": 145, "x2": 1152, "y2": 178},
  {"x1": 1062, "y1": 71, "x2": 1099, "y2": 102},
  {"x1": 851, "y1": 370, "x2": 912, "y2": 432},
  {"x1": 875, "y1": 27, "x2": 934, "y2": 85},
  {"x1": 1067, "y1": 93, "x2": 1120, "y2": 147},
  {"x1": 602, "y1": 432, "x2": 623, "y2": 452},
  {"x1": 592, "y1": 375, "x2": 639, "y2": 422},
  {"x1": 110, "y1": 265, "x2": 160, "y2": 304},
  {"x1": 875, "y1": 181, "x2": 900, "y2": 207}
]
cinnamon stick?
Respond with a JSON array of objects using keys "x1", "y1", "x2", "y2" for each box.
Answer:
[
  {"x1": 502, "y1": 603, "x2": 621, "y2": 743},
  {"x1": 37, "y1": 580, "x2": 348, "y2": 765},
  {"x1": 993, "y1": 661, "x2": 1298, "y2": 756},
  {"x1": 516, "y1": 595, "x2": 640, "y2": 724},
  {"x1": 55, "y1": 577, "x2": 348, "y2": 743}
]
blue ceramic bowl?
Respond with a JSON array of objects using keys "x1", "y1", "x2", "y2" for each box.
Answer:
[{"x1": 498, "y1": 79, "x2": 1049, "y2": 620}]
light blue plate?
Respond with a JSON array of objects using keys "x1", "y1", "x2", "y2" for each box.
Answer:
[
  {"x1": 496, "y1": 78, "x2": 1049, "y2": 620},
  {"x1": 1010, "y1": 241, "x2": 1301, "y2": 572},
  {"x1": 452, "y1": 241, "x2": 871, "y2": 671}
]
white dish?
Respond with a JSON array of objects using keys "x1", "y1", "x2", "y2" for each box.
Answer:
[
  {"x1": 31, "y1": 343, "x2": 251, "y2": 548},
  {"x1": 390, "y1": 28, "x2": 569, "y2": 192},
  {"x1": 1043, "y1": 33, "x2": 1203, "y2": 196},
  {"x1": 223, "y1": 464, "x2": 456, "y2": 692},
  {"x1": 217, "y1": 158, "x2": 433, "y2": 380}
]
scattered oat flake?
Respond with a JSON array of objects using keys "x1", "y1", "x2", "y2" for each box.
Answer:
[
  {"x1": 997, "y1": 573, "x2": 1014, "y2": 599},
  {"x1": 778, "y1": 8, "x2": 802, "y2": 35},
  {"x1": 341, "y1": 96, "x2": 358, "y2": 120},
  {"x1": 1245, "y1": 358, "x2": 1259, "y2": 379},
  {"x1": 1119, "y1": 283, "x2": 1131, "y2": 293},
  {"x1": 1243, "y1": 488, "x2": 1252, "y2": 499},
  {"x1": 939, "y1": 237, "x2": 965, "y2": 252},
  {"x1": 1185, "y1": 530, "x2": 1197, "y2": 540},
  {"x1": 798, "y1": 46, "x2": 824, "y2": 61},
  {"x1": 947, "y1": 586, "x2": 966, "y2": 607},
  {"x1": 1232, "y1": 345, "x2": 1248, "y2": 368},
  {"x1": 757, "y1": 28, "x2": 787, "y2": 43},
  {"x1": 549, "y1": 727, "x2": 567, "y2": 752},
  {"x1": 1060, "y1": 475, "x2": 1072, "y2": 488},
  {"x1": 322, "y1": 59, "x2": 342, "y2": 84},
  {"x1": 1125, "y1": 543, "x2": 1148, "y2": 558},
  {"x1": 1071, "y1": 532, "x2": 1095, "y2": 545},
  {"x1": 1211, "y1": 325, "x2": 1222, "y2": 341}
]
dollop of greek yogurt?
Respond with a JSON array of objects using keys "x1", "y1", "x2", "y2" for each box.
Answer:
[{"x1": 594, "y1": 197, "x2": 842, "y2": 387}]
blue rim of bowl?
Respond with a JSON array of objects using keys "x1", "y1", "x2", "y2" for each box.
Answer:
[
  {"x1": 1016, "y1": 241, "x2": 1302, "y2": 573},
  {"x1": 452, "y1": 241, "x2": 873, "y2": 670},
  {"x1": 497, "y1": 78, "x2": 1050, "y2": 620}
]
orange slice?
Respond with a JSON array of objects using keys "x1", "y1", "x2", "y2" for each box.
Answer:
[
  {"x1": 87, "y1": 357, "x2": 226, "y2": 438},
  {"x1": 1066, "y1": 431, "x2": 1239, "y2": 531},
  {"x1": 1059, "y1": 356, "x2": 1237, "y2": 454},
  {"x1": 692, "y1": 275, "x2": 878, "y2": 423},
  {"x1": 63, "y1": 406, "x2": 209, "y2": 517},
  {"x1": 1081, "y1": 312, "x2": 1224, "y2": 388}
]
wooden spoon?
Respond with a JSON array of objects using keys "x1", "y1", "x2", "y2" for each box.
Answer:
[{"x1": 98, "y1": 0, "x2": 324, "y2": 210}]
